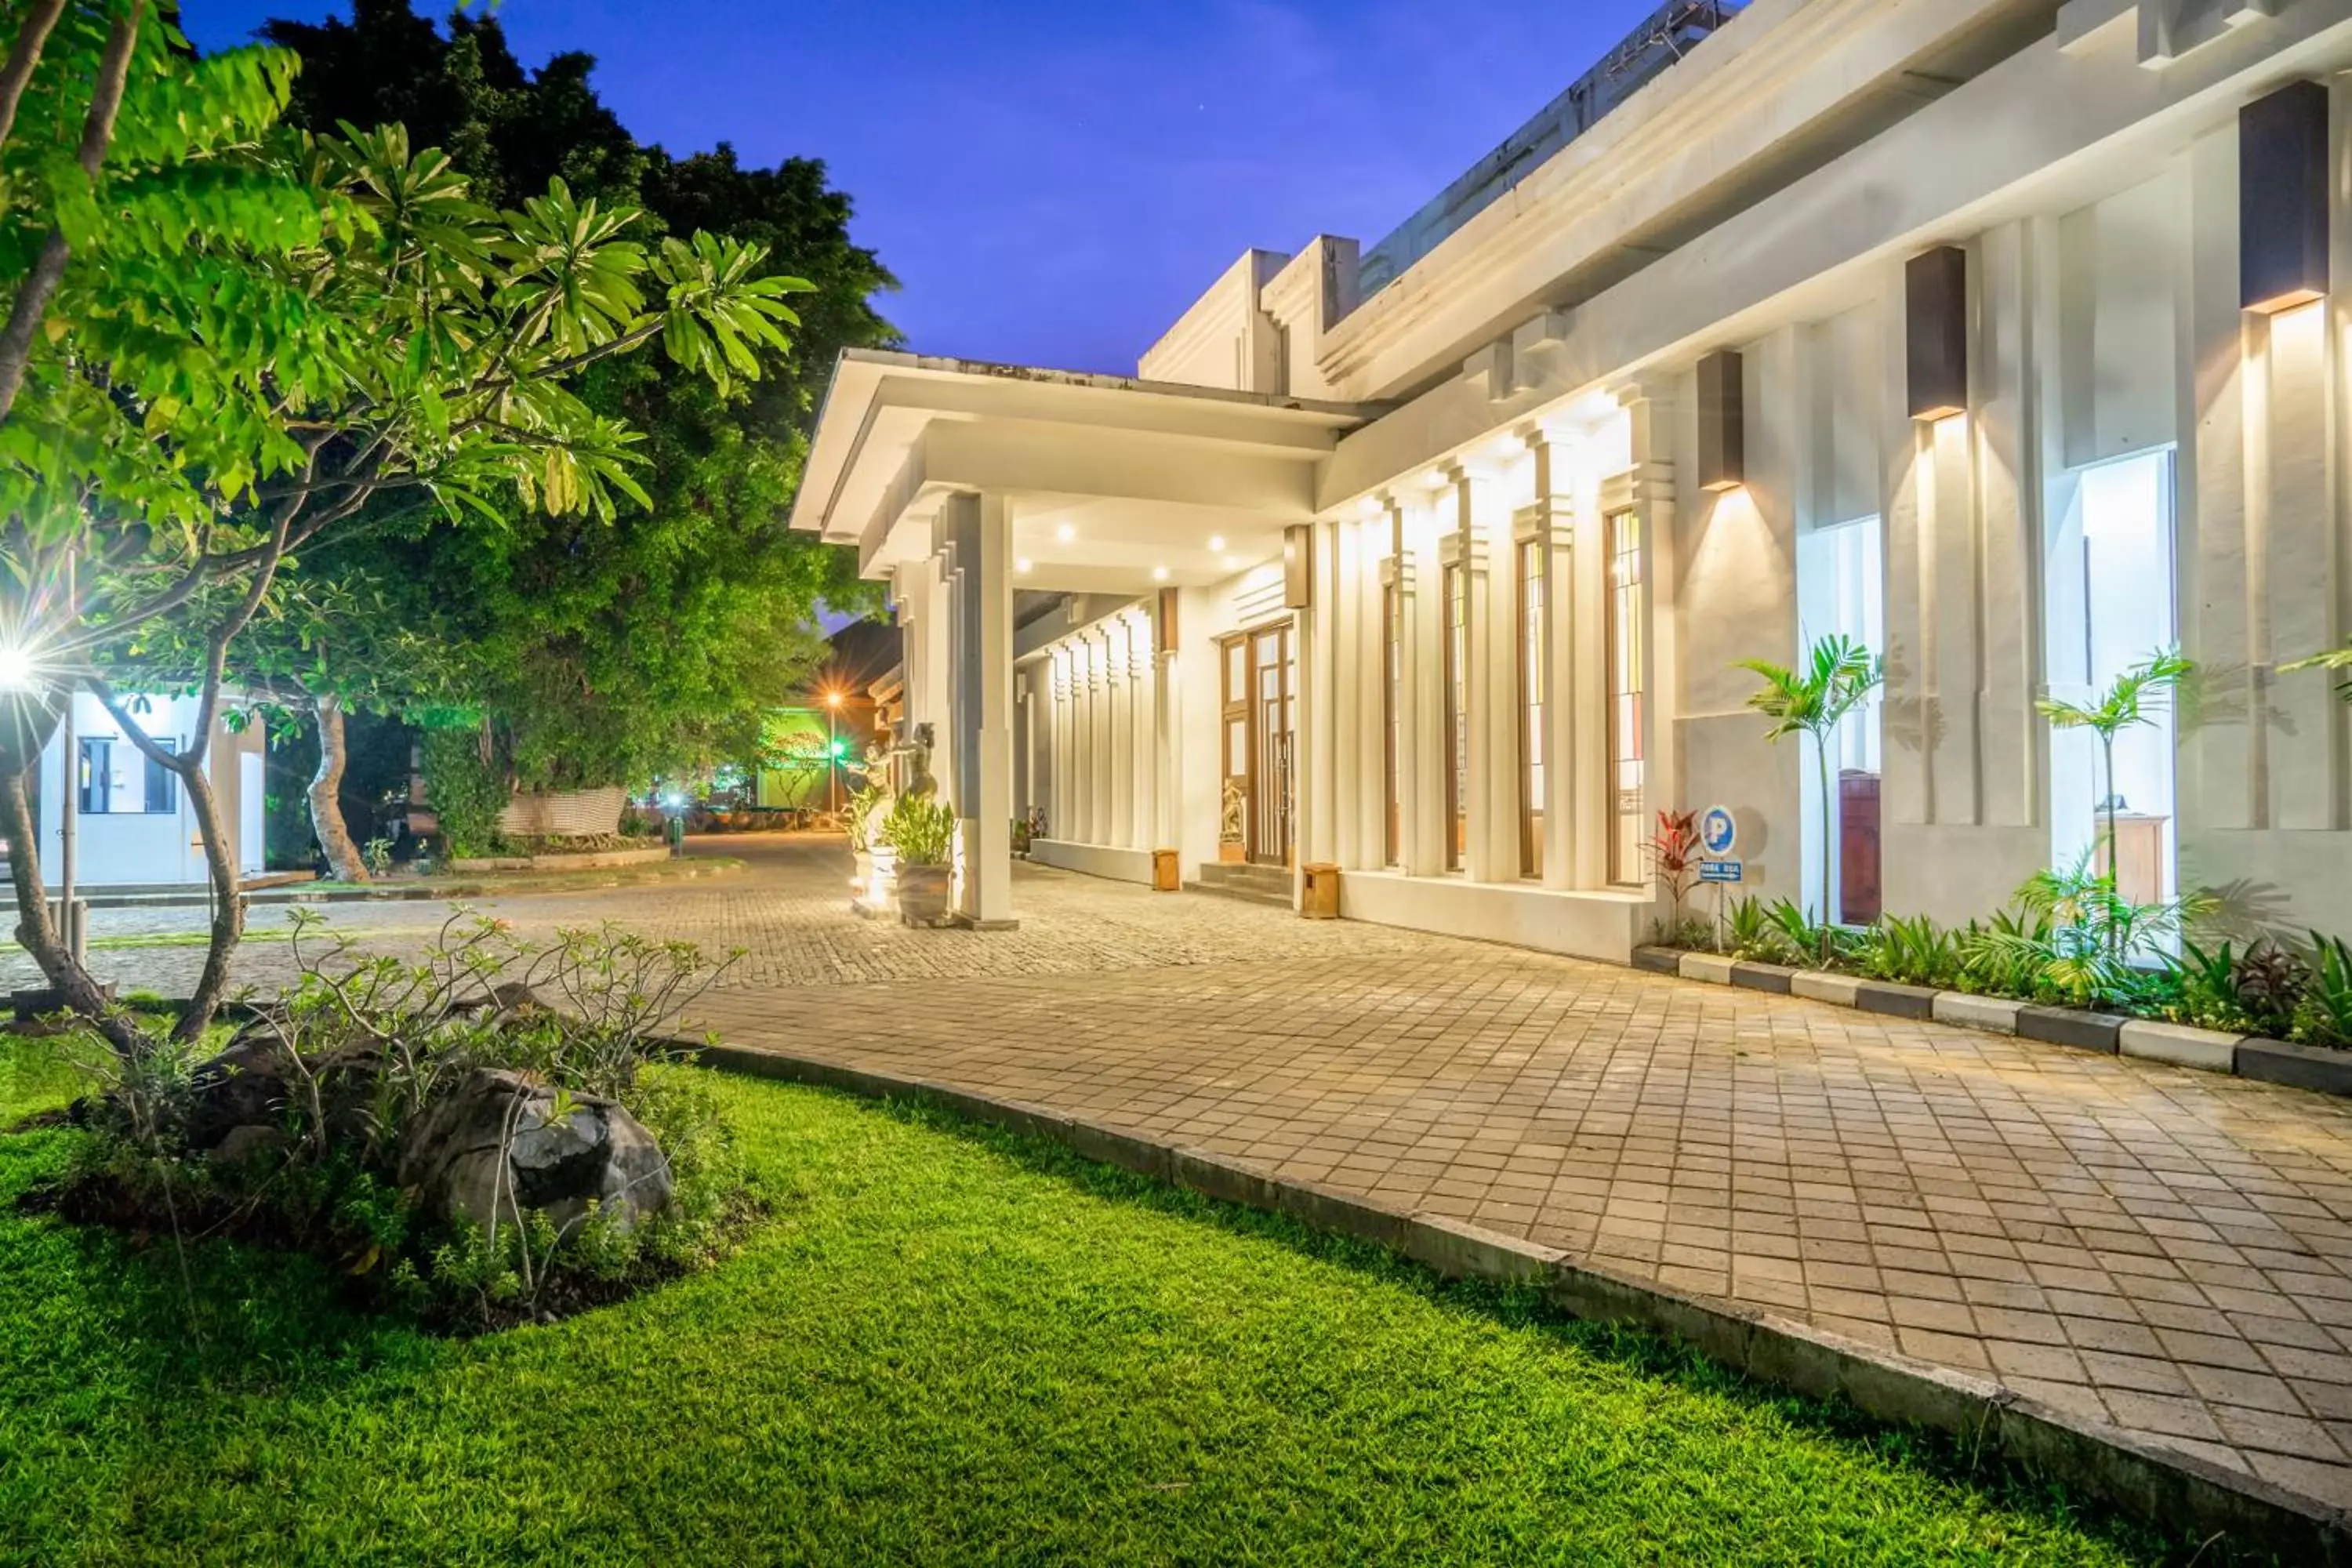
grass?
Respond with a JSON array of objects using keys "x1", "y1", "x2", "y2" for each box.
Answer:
[{"x1": 0, "y1": 1036, "x2": 2180, "y2": 1566}]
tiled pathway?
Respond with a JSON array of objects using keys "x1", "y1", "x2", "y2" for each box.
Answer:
[{"x1": 37, "y1": 833, "x2": 2352, "y2": 1505}]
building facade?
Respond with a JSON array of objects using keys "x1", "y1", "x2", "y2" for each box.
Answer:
[{"x1": 793, "y1": 0, "x2": 2352, "y2": 959}]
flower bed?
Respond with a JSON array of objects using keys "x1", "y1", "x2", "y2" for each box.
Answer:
[{"x1": 1639, "y1": 858, "x2": 2352, "y2": 1097}]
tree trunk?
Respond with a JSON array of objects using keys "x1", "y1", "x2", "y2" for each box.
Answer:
[
  {"x1": 307, "y1": 694, "x2": 368, "y2": 883},
  {"x1": 174, "y1": 753, "x2": 245, "y2": 1042},
  {"x1": 0, "y1": 762, "x2": 140, "y2": 1055}
]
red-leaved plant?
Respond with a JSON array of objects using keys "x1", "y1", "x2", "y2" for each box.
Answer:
[{"x1": 1645, "y1": 809, "x2": 1702, "y2": 926}]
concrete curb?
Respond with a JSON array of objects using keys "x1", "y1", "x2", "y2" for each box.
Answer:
[
  {"x1": 1632, "y1": 948, "x2": 2326, "y2": 1098},
  {"x1": 693, "y1": 1037, "x2": 2351, "y2": 1559}
]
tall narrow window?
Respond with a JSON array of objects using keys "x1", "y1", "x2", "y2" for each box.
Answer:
[
  {"x1": 1606, "y1": 510, "x2": 1646, "y2": 885},
  {"x1": 1382, "y1": 559, "x2": 1403, "y2": 866},
  {"x1": 2049, "y1": 448, "x2": 2179, "y2": 908},
  {"x1": 77, "y1": 738, "x2": 111, "y2": 815},
  {"x1": 1442, "y1": 560, "x2": 1468, "y2": 872},
  {"x1": 1517, "y1": 536, "x2": 1547, "y2": 877},
  {"x1": 143, "y1": 738, "x2": 178, "y2": 815}
]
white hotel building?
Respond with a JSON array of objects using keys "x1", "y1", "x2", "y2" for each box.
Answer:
[{"x1": 793, "y1": 0, "x2": 2352, "y2": 959}]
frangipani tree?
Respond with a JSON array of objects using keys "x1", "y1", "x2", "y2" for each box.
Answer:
[
  {"x1": 2035, "y1": 648, "x2": 2192, "y2": 925},
  {"x1": 1738, "y1": 633, "x2": 1882, "y2": 963},
  {"x1": 1, "y1": 95, "x2": 811, "y2": 1046}
]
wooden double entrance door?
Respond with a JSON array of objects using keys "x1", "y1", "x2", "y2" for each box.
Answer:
[{"x1": 1218, "y1": 620, "x2": 1295, "y2": 868}]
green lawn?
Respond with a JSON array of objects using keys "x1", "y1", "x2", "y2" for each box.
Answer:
[{"x1": 0, "y1": 1036, "x2": 2171, "y2": 1566}]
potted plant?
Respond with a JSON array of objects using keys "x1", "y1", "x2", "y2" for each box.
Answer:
[
  {"x1": 880, "y1": 793, "x2": 957, "y2": 926},
  {"x1": 1218, "y1": 779, "x2": 1247, "y2": 864}
]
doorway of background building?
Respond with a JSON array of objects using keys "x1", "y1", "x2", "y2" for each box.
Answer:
[{"x1": 1218, "y1": 622, "x2": 1295, "y2": 868}]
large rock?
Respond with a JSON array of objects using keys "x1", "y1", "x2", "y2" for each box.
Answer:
[
  {"x1": 397, "y1": 1069, "x2": 672, "y2": 1237},
  {"x1": 184, "y1": 1022, "x2": 380, "y2": 1159}
]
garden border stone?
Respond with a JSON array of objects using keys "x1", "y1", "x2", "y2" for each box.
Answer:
[
  {"x1": 2118, "y1": 1019, "x2": 2244, "y2": 1073},
  {"x1": 1676, "y1": 953, "x2": 1737, "y2": 985},
  {"x1": 1852, "y1": 979, "x2": 1938, "y2": 1020},
  {"x1": 2238, "y1": 1037, "x2": 2352, "y2": 1097},
  {"x1": 1632, "y1": 946, "x2": 1683, "y2": 975},
  {"x1": 1789, "y1": 970, "x2": 1863, "y2": 1006},
  {"x1": 2016, "y1": 1005, "x2": 2125, "y2": 1054},
  {"x1": 1931, "y1": 993, "x2": 2021, "y2": 1033},
  {"x1": 1729, "y1": 961, "x2": 1795, "y2": 995},
  {"x1": 692, "y1": 1035, "x2": 2352, "y2": 1561}
]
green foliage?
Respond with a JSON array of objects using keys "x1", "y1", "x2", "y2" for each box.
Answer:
[
  {"x1": 879, "y1": 793, "x2": 956, "y2": 867},
  {"x1": 2164, "y1": 938, "x2": 2306, "y2": 1038},
  {"x1": 2293, "y1": 935, "x2": 2352, "y2": 1051},
  {"x1": 1737, "y1": 635, "x2": 1882, "y2": 956},
  {"x1": 1965, "y1": 855, "x2": 2199, "y2": 1010},
  {"x1": 843, "y1": 782, "x2": 886, "y2": 853},
  {"x1": 1855, "y1": 914, "x2": 1959, "y2": 989},
  {"x1": 419, "y1": 727, "x2": 503, "y2": 858},
  {"x1": 2036, "y1": 650, "x2": 2194, "y2": 744},
  {"x1": 256, "y1": 1, "x2": 901, "y2": 788},
  {"x1": 1722, "y1": 897, "x2": 1783, "y2": 963}
]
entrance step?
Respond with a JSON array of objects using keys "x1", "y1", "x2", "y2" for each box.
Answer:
[{"x1": 1186, "y1": 862, "x2": 1294, "y2": 909}]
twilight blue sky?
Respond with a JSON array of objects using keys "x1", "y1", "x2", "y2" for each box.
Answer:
[{"x1": 185, "y1": 1, "x2": 1664, "y2": 374}]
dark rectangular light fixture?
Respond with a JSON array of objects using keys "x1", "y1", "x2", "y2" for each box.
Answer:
[
  {"x1": 1155, "y1": 586, "x2": 1179, "y2": 655},
  {"x1": 2241, "y1": 80, "x2": 2329, "y2": 315},
  {"x1": 1906, "y1": 246, "x2": 1969, "y2": 421},
  {"x1": 1283, "y1": 524, "x2": 1314, "y2": 609},
  {"x1": 1696, "y1": 347, "x2": 1744, "y2": 492}
]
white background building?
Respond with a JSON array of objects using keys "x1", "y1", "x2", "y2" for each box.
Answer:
[
  {"x1": 795, "y1": 0, "x2": 2352, "y2": 960},
  {"x1": 32, "y1": 691, "x2": 264, "y2": 887}
]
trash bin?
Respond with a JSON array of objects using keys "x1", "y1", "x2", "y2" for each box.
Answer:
[
  {"x1": 1301, "y1": 862, "x2": 1341, "y2": 920},
  {"x1": 1152, "y1": 848, "x2": 1181, "y2": 892}
]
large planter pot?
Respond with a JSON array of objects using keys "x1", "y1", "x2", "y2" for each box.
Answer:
[{"x1": 895, "y1": 862, "x2": 953, "y2": 927}]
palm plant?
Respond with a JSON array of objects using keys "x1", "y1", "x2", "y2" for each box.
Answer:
[
  {"x1": 2036, "y1": 648, "x2": 2192, "y2": 933},
  {"x1": 1737, "y1": 634, "x2": 1883, "y2": 963}
]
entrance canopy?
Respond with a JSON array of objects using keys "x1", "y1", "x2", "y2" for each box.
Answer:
[{"x1": 789, "y1": 350, "x2": 1375, "y2": 596}]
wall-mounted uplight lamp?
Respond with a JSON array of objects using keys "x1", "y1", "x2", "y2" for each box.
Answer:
[
  {"x1": 1696, "y1": 347, "x2": 1745, "y2": 493},
  {"x1": 1906, "y1": 245, "x2": 1969, "y2": 422},
  {"x1": 2241, "y1": 80, "x2": 2329, "y2": 316}
]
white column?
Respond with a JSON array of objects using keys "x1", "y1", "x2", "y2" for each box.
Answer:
[
  {"x1": 965, "y1": 493, "x2": 1016, "y2": 924},
  {"x1": 1131, "y1": 615, "x2": 1156, "y2": 851},
  {"x1": 1406, "y1": 492, "x2": 1447, "y2": 878},
  {"x1": 1330, "y1": 517, "x2": 1362, "y2": 869},
  {"x1": 1450, "y1": 464, "x2": 1512, "y2": 883},
  {"x1": 1528, "y1": 428, "x2": 1579, "y2": 891},
  {"x1": 1306, "y1": 518, "x2": 1340, "y2": 869},
  {"x1": 1109, "y1": 621, "x2": 1136, "y2": 848},
  {"x1": 1090, "y1": 632, "x2": 1114, "y2": 845}
]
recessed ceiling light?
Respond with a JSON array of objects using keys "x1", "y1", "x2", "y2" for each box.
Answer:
[
  {"x1": 1152, "y1": 565, "x2": 1169, "y2": 582},
  {"x1": 1055, "y1": 523, "x2": 1076, "y2": 543},
  {"x1": 1015, "y1": 557, "x2": 1033, "y2": 574},
  {"x1": 1207, "y1": 535, "x2": 1225, "y2": 552}
]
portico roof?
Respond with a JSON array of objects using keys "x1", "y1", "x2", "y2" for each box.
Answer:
[{"x1": 789, "y1": 350, "x2": 1377, "y2": 593}]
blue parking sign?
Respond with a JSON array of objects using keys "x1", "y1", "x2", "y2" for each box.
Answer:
[{"x1": 1700, "y1": 806, "x2": 1737, "y2": 858}]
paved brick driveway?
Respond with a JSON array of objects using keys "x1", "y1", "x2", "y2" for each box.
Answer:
[{"x1": 24, "y1": 833, "x2": 2352, "y2": 1505}]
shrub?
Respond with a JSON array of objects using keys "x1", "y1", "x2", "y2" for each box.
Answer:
[
  {"x1": 2293, "y1": 935, "x2": 2352, "y2": 1051},
  {"x1": 1857, "y1": 914, "x2": 1958, "y2": 989},
  {"x1": 420, "y1": 728, "x2": 507, "y2": 859}
]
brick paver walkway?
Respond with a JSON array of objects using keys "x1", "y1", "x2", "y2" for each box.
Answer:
[{"x1": 24, "y1": 833, "x2": 2352, "y2": 1505}]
